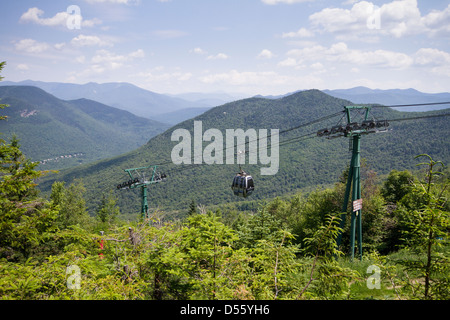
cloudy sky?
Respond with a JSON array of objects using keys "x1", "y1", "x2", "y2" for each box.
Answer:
[{"x1": 0, "y1": 0, "x2": 449, "y2": 95}]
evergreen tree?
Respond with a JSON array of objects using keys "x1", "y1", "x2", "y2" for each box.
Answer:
[
  {"x1": 397, "y1": 155, "x2": 449, "y2": 300},
  {"x1": 50, "y1": 180, "x2": 91, "y2": 229},
  {"x1": 96, "y1": 191, "x2": 120, "y2": 224},
  {"x1": 0, "y1": 61, "x2": 7, "y2": 121},
  {"x1": 381, "y1": 170, "x2": 415, "y2": 204},
  {"x1": 0, "y1": 64, "x2": 58, "y2": 261},
  {"x1": 187, "y1": 199, "x2": 198, "y2": 216}
]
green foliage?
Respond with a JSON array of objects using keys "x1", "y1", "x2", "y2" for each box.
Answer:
[
  {"x1": 394, "y1": 155, "x2": 449, "y2": 299},
  {"x1": 297, "y1": 214, "x2": 359, "y2": 299},
  {"x1": 0, "y1": 62, "x2": 7, "y2": 121},
  {"x1": 50, "y1": 180, "x2": 91, "y2": 229},
  {"x1": 96, "y1": 191, "x2": 120, "y2": 224},
  {"x1": 381, "y1": 170, "x2": 415, "y2": 204},
  {"x1": 187, "y1": 199, "x2": 198, "y2": 216},
  {"x1": 0, "y1": 135, "x2": 59, "y2": 261}
]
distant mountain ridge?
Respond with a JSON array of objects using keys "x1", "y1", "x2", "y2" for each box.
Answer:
[
  {"x1": 0, "y1": 85, "x2": 170, "y2": 169},
  {"x1": 0, "y1": 80, "x2": 213, "y2": 119},
  {"x1": 323, "y1": 86, "x2": 450, "y2": 111},
  {"x1": 4, "y1": 81, "x2": 449, "y2": 123},
  {"x1": 254, "y1": 86, "x2": 450, "y2": 112}
]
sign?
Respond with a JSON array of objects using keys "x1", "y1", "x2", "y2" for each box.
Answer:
[{"x1": 353, "y1": 199, "x2": 363, "y2": 212}]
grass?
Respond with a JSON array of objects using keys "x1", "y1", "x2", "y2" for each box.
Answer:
[{"x1": 335, "y1": 241, "x2": 450, "y2": 300}]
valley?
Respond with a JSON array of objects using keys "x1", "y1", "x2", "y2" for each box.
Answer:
[
  {"x1": 0, "y1": 86, "x2": 170, "y2": 170},
  {"x1": 32, "y1": 88, "x2": 449, "y2": 218}
]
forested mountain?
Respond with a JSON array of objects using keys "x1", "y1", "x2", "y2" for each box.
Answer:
[
  {"x1": 0, "y1": 86, "x2": 170, "y2": 169},
  {"x1": 39, "y1": 89, "x2": 450, "y2": 217}
]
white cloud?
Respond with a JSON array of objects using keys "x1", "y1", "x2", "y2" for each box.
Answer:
[
  {"x1": 54, "y1": 43, "x2": 66, "y2": 50},
  {"x1": 261, "y1": 0, "x2": 313, "y2": 4},
  {"x1": 76, "y1": 56, "x2": 86, "y2": 64},
  {"x1": 310, "y1": 62, "x2": 324, "y2": 70},
  {"x1": 84, "y1": 0, "x2": 140, "y2": 4},
  {"x1": 257, "y1": 49, "x2": 275, "y2": 59},
  {"x1": 380, "y1": 0, "x2": 423, "y2": 37},
  {"x1": 91, "y1": 49, "x2": 144, "y2": 67},
  {"x1": 16, "y1": 64, "x2": 30, "y2": 71},
  {"x1": 15, "y1": 39, "x2": 49, "y2": 53},
  {"x1": 128, "y1": 49, "x2": 145, "y2": 59},
  {"x1": 191, "y1": 47, "x2": 208, "y2": 55},
  {"x1": 414, "y1": 48, "x2": 450, "y2": 76},
  {"x1": 20, "y1": 7, "x2": 68, "y2": 27},
  {"x1": 287, "y1": 42, "x2": 414, "y2": 69},
  {"x1": 191, "y1": 49, "x2": 229, "y2": 60},
  {"x1": 308, "y1": 0, "x2": 450, "y2": 39},
  {"x1": 136, "y1": 69, "x2": 193, "y2": 83},
  {"x1": 309, "y1": 1, "x2": 376, "y2": 34},
  {"x1": 207, "y1": 53, "x2": 229, "y2": 60},
  {"x1": 282, "y1": 27, "x2": 314, "y2": 38},
  {"x1": 71, "y1": 35, "x2": 113, "y2": 47},
  {"x1": 414, "y1": 48, "x2": 450, "y2": 66},
  {"x1": 278, "y1": 57, "x2": 298, "y2": 67},
  {"x1": 200, "y1": 70, "x2": 290, "y2": 86},
  {"x1": 283, "y1": 41, "x2": 450, "y2": 78},
  {"x1": 421, "y1": 4, "x2": 450, "y2": 37},
  {"x1": 72, "y1": 48, "x2": 145, "y2": 78},
  {"x1": 20, "y1": 7, "x2": 101, "y2": 28}
]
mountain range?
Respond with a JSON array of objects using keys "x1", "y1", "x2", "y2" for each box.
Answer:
[
  {"x1": 256, "y1": 87, "x2": 450, "y2": 112},
  {"x1": 3, "y1": 81, "x2": 449, "y2": 122},
  {"x1": 0, "y1": 86, "x2": 170, "y2": 169},
  {"x1": 0, "y1": 80, "x2": 240, "y2": 124},
  {"x1": 323, "y1": 87, "x2": 450, "y2": 111},
  {"x1": 36, "y1": 89, "x2": 450, "y2": 217}
]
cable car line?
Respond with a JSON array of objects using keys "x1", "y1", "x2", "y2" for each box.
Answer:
[
  {"x1": 117, "y1": 104, "x2": 449, "y2": 201},
  {"x1": 143, "y1": 104, "x2": 450, "y2": 170},
  {"x1": 148, "y1": 110, "x2": 345, "y2": 170},
  {"x1": 385, "y1": 112, "x2": 450, "y2": 122},
  {"x1": 150, "y1": 111, "x2": 450, "y2": 177},
  {"x1": 370, "y1": 101, "x2": 450, "y2": 109},
  {"x1": 160, "y1": 111, "x2": 450, "y2": 182}
]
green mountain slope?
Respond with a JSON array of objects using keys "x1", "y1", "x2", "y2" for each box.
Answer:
[
  {"x1": 39, "y1": 89, "x2": 450, "y2": 216},
  {"x1": 0, "y1": 86, "x2": 170, "y2": 169}
]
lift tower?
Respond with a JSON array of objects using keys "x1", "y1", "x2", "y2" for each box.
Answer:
[
  {"x1": 317, "y1": 106, "x2": 389, "y2": 260},
  {"x1": 116, "y1": 165, "x2": 166, "y2": 220}
]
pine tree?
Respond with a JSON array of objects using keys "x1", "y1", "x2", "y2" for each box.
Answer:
[
  {"x1": 0, "y1": 61, "x2": 7, "y2": 121},
  {"x1": 0, "y1": 63, "x2": 58, "y2": 260},
  {"x1": 96, "y1": 191, "x2": 120, "y2": 223},
  {"x1": 50, "y1": 180, "x2": 90, "y2": 229},
  {"x1": 187, "y1": 199, "x2": 198, "y2": 216},
  {"x1": 398, "y1": 154, "x2": 449, "y2": 300}
]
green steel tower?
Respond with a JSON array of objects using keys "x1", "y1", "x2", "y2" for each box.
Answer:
[
  {"x1": 317, "y1": 106, "x2": 389, "y2": 260},
  {"x1": 116, "y1": 165, "x2": 166, "y2": 221}
]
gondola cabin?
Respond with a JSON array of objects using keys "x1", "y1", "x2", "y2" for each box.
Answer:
[{"x1": 231, "y1": 172, "x2": 254, "y2": 198}]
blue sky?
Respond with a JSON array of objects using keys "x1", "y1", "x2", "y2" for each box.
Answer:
[{"x1": 0, "y1": 0, "x2": 449, "y2": 95}]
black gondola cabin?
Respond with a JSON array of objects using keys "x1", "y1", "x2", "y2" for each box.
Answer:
[{"x1": 231, "y1": 172, "x2": 254, "y2": 198}]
